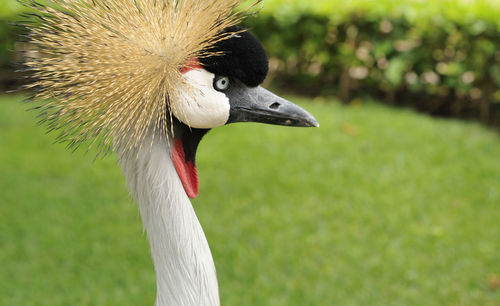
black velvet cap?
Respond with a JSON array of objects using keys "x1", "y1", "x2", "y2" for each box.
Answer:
[{"x1": 200, "y1": 26, "x2": 269, "y2": 87}]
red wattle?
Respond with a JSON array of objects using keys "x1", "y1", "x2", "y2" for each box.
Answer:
[{"x1": 171, "y1": 139, "x2": 199, "y2": 199}]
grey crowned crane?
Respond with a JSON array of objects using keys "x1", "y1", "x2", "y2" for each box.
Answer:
[{"x1": 21, "y1": 1, "x2": 318, "y2": 305}]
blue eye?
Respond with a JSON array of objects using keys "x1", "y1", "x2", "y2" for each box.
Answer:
[{"x1": 214, "y1": 76, "x2": 230, "y2": 91}]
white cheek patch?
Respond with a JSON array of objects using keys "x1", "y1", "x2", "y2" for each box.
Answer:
[{"x1": 173, "y1": 69, "x2": 230, "y2": 129}]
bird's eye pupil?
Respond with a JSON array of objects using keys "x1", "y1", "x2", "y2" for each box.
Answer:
[{"x1": 214, "y1": 76, "x2": 230, "y2": 91}]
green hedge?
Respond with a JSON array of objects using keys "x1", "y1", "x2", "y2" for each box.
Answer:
[
  {"x1": 0, "y1": 17, "x2": 21, "y2": 90},
  {"x1": 1, "y1": 0, "x2": 25, "y2": 90},
  {"x1": 243, "y1": 1, "x2": 500, "y2": 124}
]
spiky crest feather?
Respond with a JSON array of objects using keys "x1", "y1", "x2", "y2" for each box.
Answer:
[{"x1": 21, "y1": 0, "x2": 259, "y2": 155}]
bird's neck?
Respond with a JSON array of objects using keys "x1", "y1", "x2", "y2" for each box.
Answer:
[{"x1": 117, "y1": 135, "x2": 220, "y2": 306}]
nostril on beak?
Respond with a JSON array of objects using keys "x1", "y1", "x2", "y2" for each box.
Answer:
[{"x1": 269, "y1": 102, "x2": 280, "y2": 110}]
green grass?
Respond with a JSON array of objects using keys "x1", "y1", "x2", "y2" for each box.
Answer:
[{"x1": 1, "y1": 94, "x2": 499, "y2": 305}]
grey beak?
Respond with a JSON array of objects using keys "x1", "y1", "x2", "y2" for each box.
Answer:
[{"x1": 225, "y1": 84, "x2": 319, "y2": 127}]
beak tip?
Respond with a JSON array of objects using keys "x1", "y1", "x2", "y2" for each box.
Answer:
[{"x1": 306, "y1": 116, "x2": 320, "y2": 128}]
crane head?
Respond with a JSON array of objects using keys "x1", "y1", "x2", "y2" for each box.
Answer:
[
  {"x1": 171, "y1": 26, "x2": 319, "y2": 199},
  {"x1": 173, "y1": 26, "x2": 319, "y2": 130},
  {"x1": 22, "y1": 0, "x2": 317, "y2": 200}
]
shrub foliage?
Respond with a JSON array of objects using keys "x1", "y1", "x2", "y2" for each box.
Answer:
[{"x1": 244, "y1": 1, "x2": 500, "y2": 124}]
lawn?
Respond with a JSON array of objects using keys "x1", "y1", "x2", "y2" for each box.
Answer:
[{"x1": 1, "y1": 94, "x2": 499, "y2": 305}]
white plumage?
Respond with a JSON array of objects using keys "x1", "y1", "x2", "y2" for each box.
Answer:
[{"x1": 118, "y1": 134, "x2": 219, "y2": 306}]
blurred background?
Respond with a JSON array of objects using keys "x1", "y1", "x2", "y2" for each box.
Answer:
[{"x1": 1, "y1": 0, "x2": 499, "y2": 305}]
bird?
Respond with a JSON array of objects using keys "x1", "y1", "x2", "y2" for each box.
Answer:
[{"x1": 20, "y1": 0, "x2": 318, "y2": 305}]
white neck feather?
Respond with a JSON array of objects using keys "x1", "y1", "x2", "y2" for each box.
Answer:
[{"x1": 117, "y1": 135, "x2": 220, "y2": 306}]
